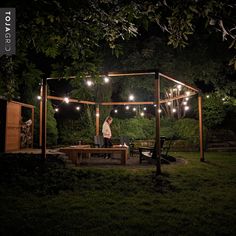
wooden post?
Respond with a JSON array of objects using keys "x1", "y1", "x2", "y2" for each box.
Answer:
[
  {"x1": 31, "y1": 107, "x2": 34, "y2": 148},
  {"x1": 198, "y1": 95, "x2": 204, "y2": 161},
  {"x1": 41, "y1": 78, "x2": 47, "y2": 159},
  {"x1": 39, "y1": 84, "x2": 42, "y2": 147},
  {"x1": 96, "y1": 105, "x2": 100, "y2": 136},
  {"x1": 155, "y1": 71, "x2": 161, "y2": 175}
]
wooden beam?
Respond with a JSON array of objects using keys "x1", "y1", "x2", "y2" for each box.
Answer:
[
  {"x1": 108, "y1": 71, "x2": 155, "y2": 77},
  {"x1": 100, "y1": 101, "x2": 154, "y2": 105},
  {"x1": 10, "y1": 100, "x2": 34, "y2": 109},
  {"x1": 47, "y1": 95, "x2": 96, "y2": 105},
  {"x1": 39, "y1": 85, "x2": 42, "y2": 147},
  {"x1": 159, "y1": 73, "x2": 200, "y2": 92}
]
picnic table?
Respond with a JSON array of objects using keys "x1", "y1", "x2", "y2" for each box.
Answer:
[{"x1": 59, "y1": 145, "x2": 128, "y2": 165}]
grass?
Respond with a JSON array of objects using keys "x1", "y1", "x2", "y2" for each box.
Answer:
[{"x1": 0, "y1": 152, "x2": 235, "y2": 235}]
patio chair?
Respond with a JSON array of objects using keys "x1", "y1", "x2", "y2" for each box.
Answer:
[
  {"x1": 94, "y1": 135, "x2": 104, "y2": 148},
  {"x1": 139, "y1": 137, "x2": 167, "y2": 164},
  {"x1": 120, "y1": 136, "x2": 134, "y2": 156}
]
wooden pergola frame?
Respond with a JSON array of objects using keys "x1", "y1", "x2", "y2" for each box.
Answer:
[{"x1": 40, "y1": 70, "x2": 204, "y2": 174}]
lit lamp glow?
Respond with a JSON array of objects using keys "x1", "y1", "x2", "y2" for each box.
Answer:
[
  {"x1": 103, "y1": 76, "x2": 110, "y2": 83},
  {"x1": 167, "y1": 101, "x2": 171, "y2": 106},
  {"x1": 114, "y1": 109, "x2": 118, "y2": 113},
  {"x1": 140, "y1": 112, "x2": 144, "y2": 117},
  {"x1": 37, "y1": 95, "x2": 42, "y2": 100},
  {"x1": 86, "y1": 80, "x2": 93, "y2": 86},
  {"x1": 55, "y1": 108, "x2": 59, "y2": 112},
  {"x1": 184, "y1": 106, "x2": 190, "y2": 111},
  {"x1": 158, "y1": 109, "x2": 162, "y2": 113},
  {"x1": 172, "y1": 108, "x2": 177, "y2": 113},
  {"x1": 125, "y1": 106, "x2": 130, "y2": 110},
  {"x1": 133, "y1": 107, "x2": 136, "y2": 111},
  {"x1": 76, "y1": 106, "x2": 80, "y2": 111},
  {"x1": 177, "y1": 85, "x2": 182, "y2": 90},
  {"x1": 186, "y1": 91, "x2": 190, "y2": 96},
  {"x1": 129, "y1": 94, "x2": 135, "y2": 101},
  {"x1": 183, "y1": 101, "x2": 187, "y2": 105},
  {"x1": 143, "y1": 107, "x2": 147, "y2": 111},
  {"x1": 206, "y1": 95, "x2": 210, "y2": 98},
  {"x1": 96, "y1": 113, "x2": 99, "y2": 117},
  {"x1": 64, "y1": 97, "x2": 70, "y2": 103}
]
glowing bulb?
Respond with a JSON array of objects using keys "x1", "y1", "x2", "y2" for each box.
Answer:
[
  {"x1": 129, "y1": 94, "x2": 135, "y2": 101},
  {"x1": 140, "y1": 112, "x2": 144, "y2": 117},
  {"x1": 184, "y1": 106, "x2": 190, "y2": 111},
  {"x1": 158, "y1": 109, "x2": 162, "y2": 113},
  {"x1": 114, "y1": 109, "x2": 118, "y2": 113},
  {"x1": 183, "y1": 101, "x2": 187, "y2": 105},
  {"x1": 125, "y1": 106, "x2": 130, "y2": 110},
  {"x1": 143, "y1": 107, "x2": 147, "y2": 111},
  {"x1": 177, "y1": 85, "x2": 182, "y2": 90},
  {"x1": 206, "y1": 95, "x2": 210, "y2": 98},
  {"x1": 37, "y1": 95, "x2": 42, "y2": 100},
  {"x1": 76, "y1": 106, "x2": 80, "y2": 111},
  {"x1": 86, "y1": 80, "x2": 93, "y2": 86},
  {"x1": 167, "y1": 102, "x2": 171, "y2": 106},
  {"x1": 64, "y1": 97, "x2": 70, "y2": 103},
  {"x1": 186, "y1": 91, "x2": 190, "y2": 96},
  {"x1": 154, "y1": 104, "x2": 157, "y2": 107},
  {"x1": 185, "y1": 97, "x2": 189, "y2": 101},
  {"x1": 222, "y1": 98, "x2": 226, "y2": 101},
  {"x1": 133, "y1": 107, "x2": 136, "y2": 111},
  {"x1": 96, "y1": 113, "x2": 99, "y2": 117},
  {"x1": 103, "y1": 76, "x2": 110, "y2": 83},
  {"x1": 55, "y1": 108, "x2": 59, "y2": 112},
  {"x1": 172, "y1": 108, "x2": 176, "y2": 113}
]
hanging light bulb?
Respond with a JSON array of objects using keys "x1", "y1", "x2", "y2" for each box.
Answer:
[
  {"x1": 184, "y1": 106, "x2": 190, "y2": 111},
  {"x1": 86, "y1": 80, "x2": 93, "y2": 86},
  {"x1": 172, "y1": 108, "x2": 177, "y2": 113},
  {"x1": 55, "y1": 108, "x2": 59, "y2": 112},
  {"x1": 140, "y1": 112, "x2": 144, "y2": 117},
  {"x1": 64, "y1": 97, "x2": 70, "y2": 103},
  {"x1": 103, "y1": 76, "x2": 110, "y2": 83},
  {"x1": 154, "y1": 104, "x2": 157, "y2": 107},
  {"x1": 129, "y1": 94, "x2": 135, "y2": 101},
  {"x1": 167, "y1": 101, "x2": 171, "y2": 106},
  {"x1": 114, "y1": 109, "x2": 118, "y2": 113},
  {"x1": 158, "y1": 109, "x2": 162, "y2": 113},
  {"x1": 143, "y1": 107, "x2": 147, "y2": 111},
  {"x1": 125, "y1": 106, "x2": 130, "y2": 110},
  {"x1": 133, "y1": 107, "x2": 136, "y2": 111},
  {"x1": 186, "y1": 91, "x2": 190, "y2": 96},
  {"x1": 185, "y1": 97, "x2": 189, "y2": 101},
  {"x1": 37, "y1": 95, "x2": 42, "y2": 100},
  {"x1": 76, "y1": 106, "x2": 80, "y2": 111},
  {"x1": 206, "y1": 95, "x2": 210, "y2": 98},
  {"x1": 177, "y1": 85, "x2": 182, "y2": 90},
  {"x1": 183, "y1": 101, "x2": 187, "y2": 105}
]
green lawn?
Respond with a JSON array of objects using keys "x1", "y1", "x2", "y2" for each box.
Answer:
[{"x1": 0, "y1": 152, "x2": 235, "y2": 236}]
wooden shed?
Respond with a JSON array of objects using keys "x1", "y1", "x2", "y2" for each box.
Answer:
[{"x1": 0, "y1": 99, "x2": 34, "y2": 152}]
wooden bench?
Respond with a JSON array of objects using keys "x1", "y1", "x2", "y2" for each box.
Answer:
[{"x1": 59, "y1": 147, "x2": 128, "y2": 165}]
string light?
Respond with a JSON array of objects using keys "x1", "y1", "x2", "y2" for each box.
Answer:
[
  {"x1": 125, "y1": 106, "x2": 130, "y2": 110},
  {"x1": 129, "y1": 94, "x2": 135, "y2": 101},
  {"x1": 143, "y1": 107, "x2": 147, "y2": 111},
  {"x1": 183, "y1": 101, "x2": 187, "y2": 105},
  {"x1": 184, "y1": 106, "x2": 190, "y2": 111},
  {"x1": 96, "y1": 113, "x2": 99, "y2": 117},
  {"x1": 114, "y1": 109, "x2": 118, "y2": 113},
  {"x1": 64, "y1": 97, "x2": 70, "y2": 103},
  {"x1": 86, "y1": 80, "x2": 93, "y2": 86},
  {"x1": 55, "y1": 108, "x2": 59, "y2": 112},
  {"x1": 140, "y1": 112, "x2": 145, "y2": 117},
  {"x1": 167, "y1": 101, "x2": 171, "y2": 106},
  {"x1": 177, "y1": 85, "x2": 182, "y2": 90},
  {"x1": 154, "y1": 104, "x2": 157, "y2": 107},
  {"x1": 103, "y1": 76, "x2": 110, "y2": 83},
  {"x1": 76, "y1": 106, "x2": 80, "y2": 111},
  {"x1": 172, "y1": 108, "x2": 177, "y2": 113},
  {"x1": 37, "y1": 95, "x2": 42, "y2": 100},
  {"x1": 158, "y1": 109, "x2": 162, "y2": 113},
  {"x1": 206, "y1": 95, "x2": 210, "y2": 98},
  {"x1": 185, "y1": 97, "x2": 189, "y2": 101},
  {"x1": 133, "y1": 107, "x2": 136, "y2": 111},
  {"x1": 186, "y1": 91, "x2": 190, "y2": 96}
]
